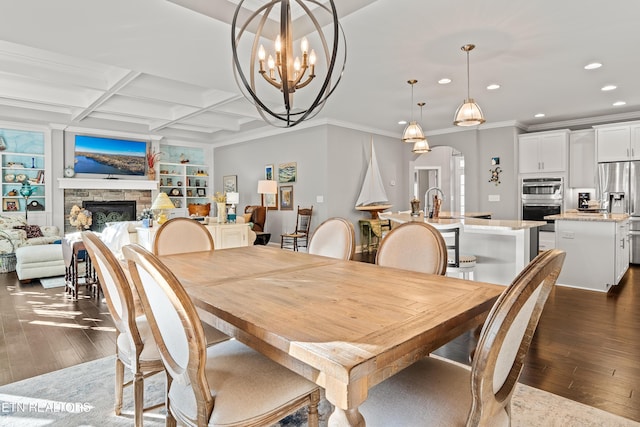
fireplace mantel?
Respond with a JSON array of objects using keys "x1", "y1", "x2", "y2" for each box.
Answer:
[{"x1": 58, "y1": 178, "x2": 158, "y2": 190}]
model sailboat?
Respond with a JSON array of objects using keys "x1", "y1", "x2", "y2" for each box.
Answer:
[{"x1": 355, "y1": 137, "x2": 392, "y2": 218}]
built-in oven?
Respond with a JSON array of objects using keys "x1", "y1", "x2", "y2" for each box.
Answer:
[{"x1": 521, "y1": 177, "x2": 564, "y2": 232}]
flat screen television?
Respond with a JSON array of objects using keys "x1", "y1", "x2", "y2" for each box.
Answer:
[{"x1": 74, "y1": 135, "x2": 147, "y2": 176}]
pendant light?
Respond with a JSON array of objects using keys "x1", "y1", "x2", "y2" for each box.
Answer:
[
  {"x1": 453, "y1": 44, "x2": 486, "y2": 126},
  {"x1": 412, "y1": 102, "x2": 431, "y2": 153},
  {"x1": 402, "y1": 80, "x2": 426, "y2": 143}
]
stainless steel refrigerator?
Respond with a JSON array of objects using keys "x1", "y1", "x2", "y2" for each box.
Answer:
[{"x1": 597, "y1": 161, "x2": 640, "y2": 263}]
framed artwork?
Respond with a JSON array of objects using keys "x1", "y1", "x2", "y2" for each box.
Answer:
[
  {"x1": 3, "y1": 198, "x2": 19, "y2": 211},
  {"x1": 262, "y1": 192, "x2": 278, "y2": 210},
  {"x1": 265, "y1": 164, "x2": 274, "y2": 181},
  {"x1": 223, "y1": 175, "x2": 237, "y2": 193},
  {"x1": 196, "y1": 188, "x2": 206, "y2": 197},
  {"x1": 278, "y1": 162, "x2": 297, "y2": 183},
  {"x1": 279, "y1": 185, "x2": 293, "y2": 210}
]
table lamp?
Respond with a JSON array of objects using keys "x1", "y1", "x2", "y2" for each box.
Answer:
[
  {"x1": 19, "y1": 181, "x2": 35, "y2": 221},
  {"x1": 151, "y1": 192, "x2": 175, "y2": 224},
  {"x1": 226, "y1": 191, "x2": 239, "y2": 222}
]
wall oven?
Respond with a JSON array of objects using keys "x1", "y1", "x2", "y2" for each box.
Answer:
[{"x1": 521, "y1": 177, "x2": 563, "y2": 232}]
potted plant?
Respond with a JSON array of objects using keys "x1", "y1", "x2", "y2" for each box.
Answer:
[{"x1": 146, "y1": 148, "x2": 162, "y2": 180}]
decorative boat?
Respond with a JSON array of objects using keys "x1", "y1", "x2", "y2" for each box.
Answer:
[{"x1": 355, "y1": 137, "x2": 392, "y2": 218}]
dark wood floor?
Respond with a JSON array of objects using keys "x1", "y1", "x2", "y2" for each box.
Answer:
[{"x1": 1, "y1": 256, "x2": 639, "y2": 423}]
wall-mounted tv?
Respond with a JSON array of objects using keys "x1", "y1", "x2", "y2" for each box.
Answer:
[{"x1": 74, "y1": 135, "x2": 147, "y2": 176}]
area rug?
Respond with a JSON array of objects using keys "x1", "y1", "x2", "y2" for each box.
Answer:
[
  {"x1": 38, "y1": 276, "x2": 66, "y2": 289},
  {"x1": 0, "y1": 355, "x2": 637, "y2": 427}
]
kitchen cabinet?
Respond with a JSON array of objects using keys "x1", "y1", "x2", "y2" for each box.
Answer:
[
  {"x1": 569, "y1": 129, "x2": 596, "y2": 188},
  {"x1": 595, "y1": 122, "x2": 640, "y2": 162},
  {"x1": 518, "y1": 130, "x2": 569, "y2": 174}
]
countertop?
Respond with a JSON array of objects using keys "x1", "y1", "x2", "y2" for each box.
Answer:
[
  {"x1": 380, "y1": 212, "x2": 546, "y2": 231},
  {"x1": 545, "y1": 212, "x2": 630, "y2": 222}
]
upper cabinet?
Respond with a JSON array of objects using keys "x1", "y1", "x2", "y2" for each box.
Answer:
[
  {"x1": 595, "y1": 122, "x2": 640, "y2": 162},
  {"x1": 569, "y1": 129, "x2": 596, "y2": 188},
  {"x1": 518, "y1": 130, "x2": 569, "y2": 174}
]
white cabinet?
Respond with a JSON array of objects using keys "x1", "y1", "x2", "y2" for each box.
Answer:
[
  {"x1": 595, "y1": 122, "x2": 640, "y2": 162},
  {"x1": 539, "y1": 231, "x2": 555, "y2": 251},
  {"x1": 205, "y1": 223, "x2": 250, "y2": 249},
  {"x1": 615, "y1": 219, "x2": 630, "y2": 284},
  {"x1": 569, "y1": 129, "x2": 596, "y2": 188},
  {"x1": 518, "y1": 130, "x2": 569, "y2": 174}
]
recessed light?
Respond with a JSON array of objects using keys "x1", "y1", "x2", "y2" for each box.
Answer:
[
  {"x1": 534, "y1": 113, "x2": 545, "y2": 118},
  {"x1": 601, "y1": 85, "x2": 617, "y2": 91},
  {"x1": 398, "y1": 120, "x2": 407, "y2": 125},
  {"x1": 584, "y1": 62, "x2": 602, "y2": 70},
  {"x1": 613, "y1": 101, "x2": 626, "y2": 106},
  {"x1": 486, "y1": 84, "x2": 500, "y2": 90},
  {"x1": 438, "y1": 78, "x2": 451, "y2": 85}
]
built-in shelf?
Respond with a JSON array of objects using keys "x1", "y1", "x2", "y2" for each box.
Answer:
[{"x1": 58, "y1": 178, "x2": 158, "y2": 190}]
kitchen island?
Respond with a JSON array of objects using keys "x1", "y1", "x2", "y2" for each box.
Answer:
[
  {"x1": 380, "y1": 212, "x2": 545, "y2": 286},
  {"x1": 545, "y1": 212, "x2": 630, "y2": 292}
]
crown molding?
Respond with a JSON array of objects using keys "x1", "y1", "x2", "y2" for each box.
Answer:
[
  {"x1": 526, "y1": 111, "x2": 640, "y2": 132},
  {"x1": 63, "y1": 125, "x2": 163, "y2": 141}
]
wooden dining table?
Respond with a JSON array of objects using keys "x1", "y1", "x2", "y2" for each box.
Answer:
[{"x1": 157, "y1": 245, "x2": 504, "y2": 426}]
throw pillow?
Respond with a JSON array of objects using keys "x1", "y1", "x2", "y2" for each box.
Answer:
[{"x1": 14, "y1": 225, "x2": 44, "y2": 239}]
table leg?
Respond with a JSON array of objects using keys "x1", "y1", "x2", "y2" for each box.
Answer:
[{"x1": 328, "y1": 408, "x2": 365, "y2": 427}]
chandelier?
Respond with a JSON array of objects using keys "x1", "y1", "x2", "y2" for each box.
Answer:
[
  {"x1": 402, "y1": 80, "x2": 426, "y2": 143},
  {"x1": 453, "y1": 44, "x2": 486, "y2": 126},
  {"x1": 231, "y1": 0, "x2": 346, "y2": 128}
]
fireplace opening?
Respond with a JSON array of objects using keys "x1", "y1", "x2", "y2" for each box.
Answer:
[{"x1": 82, "y1": 201, "x2": 137, "y2": 232}]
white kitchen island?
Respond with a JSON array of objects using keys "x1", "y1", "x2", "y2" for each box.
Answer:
[
  {"x1": 545, "y1": 212, "x2": 630, "y2": 292},
  {"x1": 380, "y1": 213, "x2": 545, "y2": 286}
]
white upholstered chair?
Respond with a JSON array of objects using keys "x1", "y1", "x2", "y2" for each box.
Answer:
[
  {"x1": 375, "y1": 222, "x2": 448, "y2": 275},
  {"x1": 360, "y1": 249, "x2": 566, "y2": 426},
  {"x1": 152, "y1": 217, "x2": 214, "y2": 256},
  {"x1": 307, "y1": 217, "x2": 356, "y2": 260},
  {"x1": 122, "y1": 244, "x2": 321, "y2": 427},
  {"x1": 81, "y1": 231, "x2": 164, "y2": 427}
]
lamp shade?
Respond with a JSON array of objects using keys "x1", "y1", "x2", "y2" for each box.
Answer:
[
  {"x1": 453, "y1": 98, "x2": 486, "y2": 126},
  {"x1": 151, "y1": 192, "x2": 175, "y2": 210},
  {"x1": 412, "y1": 139, "x2": 431, "y2": 154},
  {"x1": 226, "y1": 192, "x2": 240, "y2": 205},
  {"x1": 402, "y1": 121, "x2": 426, "y2": 143},
  {"x1": 257, "y1": 180, "x2": 277, "y2": 195}
]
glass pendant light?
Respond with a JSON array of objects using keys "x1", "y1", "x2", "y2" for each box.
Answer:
[
  {"x1": 412, "y1": 102, "x2": 431, "y2": 153},
  {"x1": 402, "y1": 80, "x2": 426, "y2": 143},
  {"x1": 454, "y1": 44, "x2": 486, "y2": 126}
]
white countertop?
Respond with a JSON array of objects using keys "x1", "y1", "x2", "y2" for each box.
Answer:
[
  {"x1": 545, "y1": 212, "x2": 630, "y2": 222},
  {"x1": 380, "y1": 212, "x2": 546, "y2": 230}
]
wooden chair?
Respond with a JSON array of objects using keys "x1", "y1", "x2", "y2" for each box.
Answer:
[
  {"x1": 280, "y1": 205, "x2": 313, "y2": 251},
  {"x1": 81, "y1": 231, "x2": 164, "y2": 427},
  {"x1": 308, "y1": 217, "x2": 356, "y2": 260},
  {"x1": 152, "y1": 217, "x2": 214, "y2": 256},
  {"x1": 360, "y1": 249, "x2": 566, "y2": 426},
  {"x1": 375, "y1": 222, "x2": 448, "y2": 275},
  {"x1": 122, "y1": 244, "x2": 321, "y2": 427}
]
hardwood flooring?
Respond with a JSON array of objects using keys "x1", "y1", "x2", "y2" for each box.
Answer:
[{"x1": 1, "y1": 257, "x2": 639, "y2": 423}]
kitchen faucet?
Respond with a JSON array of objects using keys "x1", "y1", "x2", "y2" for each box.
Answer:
[{"x1": 425, "y1": 187, "x2": 444, "y2": 218}]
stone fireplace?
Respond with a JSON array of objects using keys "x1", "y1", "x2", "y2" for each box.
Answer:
[{"x1": 64, "y1": 188, "x2": 152, "y2": 233}]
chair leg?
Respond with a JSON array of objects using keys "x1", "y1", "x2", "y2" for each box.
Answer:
[
  {"x1": 114, "y1": 358, "x2": 125, "y2": 415},
  {"x1": 133, "y1": 371, "x2": 144, "y2": 427},
  {"x1": 165, "y1": 373, "x2": 177, "y2": 427},
  {"x1": 293, "y1": 236, "x2": 298, "y2": 251},
  {"x1": 307, "y1": 389, "x2": 321, "y2": 427}
]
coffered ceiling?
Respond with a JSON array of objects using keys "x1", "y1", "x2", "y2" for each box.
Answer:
[{"x1": 0, "y1": 0, "x2": 638, "y2": 144}]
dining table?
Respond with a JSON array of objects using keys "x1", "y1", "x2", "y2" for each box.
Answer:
[{"x1": 157, "y1": 245, "x2": 505, "y2": 426}]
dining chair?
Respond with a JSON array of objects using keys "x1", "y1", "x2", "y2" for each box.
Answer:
[
  {"x1": 122, "y1": 244, "x2": 321, "y2": 427},
  {"x1": 152, "y1": 217, "x2": 214, "y2": 256},
  {"x1": 375, "y1": 221, "x2": 448, "y2": 275},
  {"x1": 360, "y1": 249, "x2": 566, "y2": 426},
  {"x1": 281, "y1": 205, "x2": 313, "y2": 251},
  {"x1": 307, "y1": 217, "x2": 356, "y2": 260},
  {"x1": 81, "y1": 231, "x2": 165, "y2": 427}
]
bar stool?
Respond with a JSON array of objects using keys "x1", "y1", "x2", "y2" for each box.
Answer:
[{"x1": 438, "y1": 225, "x2": 477, "y2": 280}]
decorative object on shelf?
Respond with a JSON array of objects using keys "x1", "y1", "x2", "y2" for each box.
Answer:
[
  {"x1": 151, "y1": 193, "x2": 175, "y2": 225},
  {"x1": 31, "y1": 158, "x2": 35, "y2": 168},
  {"x1": 279, "y1": 185, "x2": 294, "y2": 210},
  {"x1": 223, "y1": 175, "x2": 237, "y2": 193},
  {"x1": 4, "y1": 174, "x2": 14, "y2": 182},
  {"x1": 139, "y1": 208, "x2": 154, "y2": 228},
  {"x1": 410, "y1": 197, "x2": 421, "y2": 217},
  {"x1": 278, "y1": 162, "x2": 297, "y2": 183},
  {"x1": 258, "y1": 179, "x2": 278, "y2": 211},
  {"x1": 194, "y1": 170, "x2": 208, "y2": 176},
  {"x1": 7, "y1": 162, "x2": 24, "y2": 168},
  {"x1": 27, "y1": 200, "x2": 44, "y2": 211},
  {"x1": 402, "y1": 80, "x2": 426, "y2": 143},
  {"x1": 146, "y1": 147, "x2": 162, "y2": 180},
  {"x1": 3, "y1": 198, "x2": 18, "y2": 211},
  {"x1": 7, "y1": 190, "x2": 16, "y2": 196},
  {"x1": 64, "y1": 166, "x2": 75, "y2": 178},
  {"x1": 69, "y1": 205, "x2": 93, "y2": 231},
  {"x1": 15, "y1": 174, "x2": 27, "y2": 183},
  {"x1": 19, "y1": 182, "x2": 34, "y2": 220},
  {"x1": 179, "y1": 153, "x2": 189, "y2": 164},
  {"x1": 0, "y1": 136, "x2": 6, "y2": 151},
  {"x1": 412, "y1": 102, "x2": 431, "y2": 153},
  {"x1": 489, "y1": 166, "x2": 502, "y2": 186},
  {"x1": 453, "y1": 44, "x2": 486, "y2": 126},
  {"x1": 231, "y1": 0, "x2": 346, "y2": 128},
  {"x1": 226, "y1": 192, "x2": 239, "y2": 223},
  {"x1": 177, "y1": 181, "x2": 182, "y2": 187},
  {"x1": 169, "y1": 188, "x2": 182, "y2": 196},
  {"x1": 187, "y1": 190, "x2": 193, "y2": 197},
  {"x1": 196, "y1": 188, "x2": 206, "y2": 197}
]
